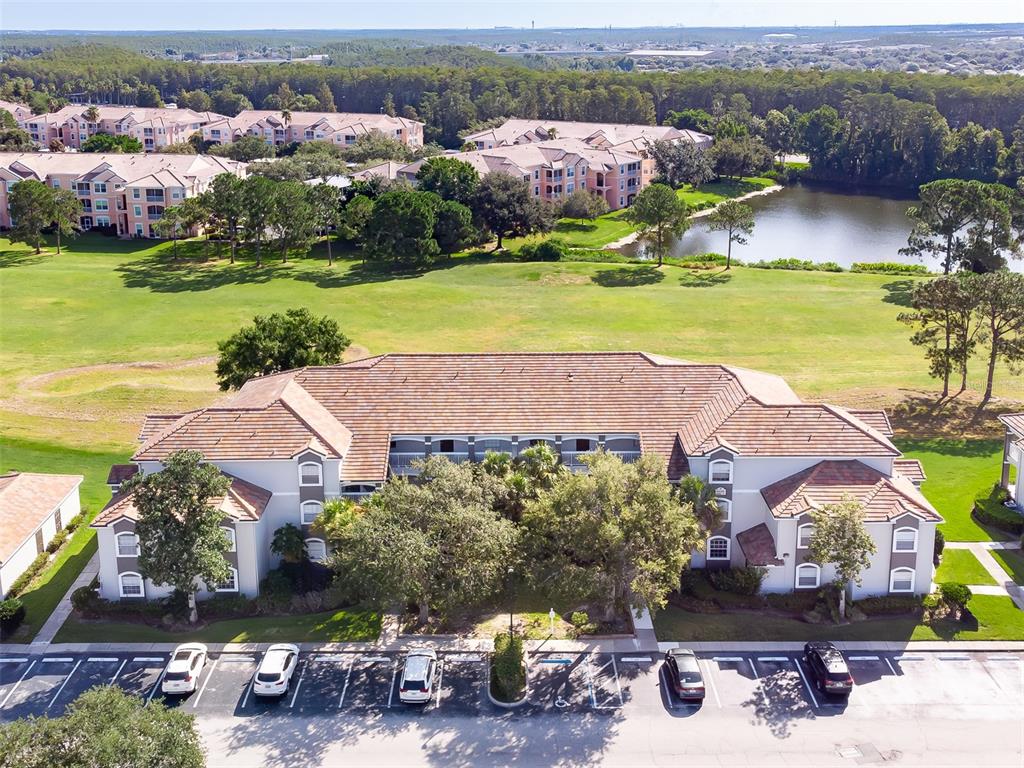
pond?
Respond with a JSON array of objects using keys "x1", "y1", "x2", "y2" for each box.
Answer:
[{"x1": 620, "y1": 183, "x2": 1023, "y2": 273}]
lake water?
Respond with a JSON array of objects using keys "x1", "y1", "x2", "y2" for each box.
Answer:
[{"x1": 621, "y1": 183, "x2": 1022, "y2": 273}]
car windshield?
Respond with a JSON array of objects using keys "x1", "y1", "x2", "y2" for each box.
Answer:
[
  {"x1": 403, "y1": 678, "x2": 428, "y2": 691},
  {"x1": 673, "y1": 656, "x2": 702, "y2": 683},
  {"x1": 173, "y1": 650, "x2": 192, "y2": 661},
  {"x1": 164, "y1": 671, "x2": 188, "y2": 681},
  {"x1": 403, "y1": 656, "x2": 431, "y2": 686},
  {"x1": 826, "y1": 669, "x2": 851, "y2": 681},
  {"x1": 256, "y1": 672, "x2": 281, "y2": 682}
]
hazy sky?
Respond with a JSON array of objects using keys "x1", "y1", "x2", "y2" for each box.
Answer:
[{"x1": 2, "y1": 0, "x2": 1021, "y2": 31}]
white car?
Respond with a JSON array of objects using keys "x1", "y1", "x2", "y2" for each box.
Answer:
[
  {"x1": 398, "y1": 649, "x2": 437, "y2": 704},
  {"x1": 253, "y1": 644, "x2": 300, "y2": 698},
  {"x1": 161, "y1": 643, "x2": 208, "y2": 695}
]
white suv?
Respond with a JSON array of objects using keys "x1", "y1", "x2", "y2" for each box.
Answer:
[
  {"x1": 161, "y1": 643, "x2": 208, "y2": 695},
  {"x1": 398, "y1": 649, "x2": 437, "y2": 704},
  {"x1": 253, "y1": 644, "x2": 300, "y2": 698}
]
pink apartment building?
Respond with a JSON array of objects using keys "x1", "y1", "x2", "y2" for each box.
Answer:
[
  {"x1": 22, "y1": 106, "x2": 225, "y2": 151},
  {"x1": 0, "y1": 100, "x2": 33, "y2": 125},
  {"x1": 201, "y1": 110, "x2": 424, "y2": 149},
  {"x1": 0, "y1": 152, "x2": 246, "y2": 237}
]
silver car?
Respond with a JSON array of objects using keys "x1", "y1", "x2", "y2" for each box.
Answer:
[
  {"x1": 161, "y1": 643, "x2": 208, "y2": 695},
  {"x1": 253, "y1": 644, "x2": 300, "y2": 697},
  {"x1": 398, "y1": 649, "x2": 437, "y2": 704}
]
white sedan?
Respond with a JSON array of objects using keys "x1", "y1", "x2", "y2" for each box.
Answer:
[
  {"x1": 161, "y1": 643, "x2": 208, "y2": 695},
  {"x1": 253, "y1": 644, "x2": 300, "y2": 697}
]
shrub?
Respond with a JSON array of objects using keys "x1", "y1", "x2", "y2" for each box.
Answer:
[
  {"x1": 45, "y1": 529, "x2": 69, "y2": 554},
  {"x1": 65, "y1": 512, "x2": 86, "y2": 532},
  {"x1": 748, "y1": 258, "x2": 843, "y2": 272},
  {"x1": 934, "y1": 528, "x2": 945, "y2": 562},
  {"x1": 518, "y1": 238, "x2": 568, "y2": 262},
  {"x1": 256, "y1": 569, "x2": 294, "y2": 613},
  {"x1": 678, "y1": 568, "x2": 702, "y2": 596},
  {"x1": 204, "y1": 594, "x2": 255, "y2": 618},
  {"x1": 973, "y1": 486, "x2": 1024, "y2": 534},
  {"x1": 7, "y1": 551, "x2": 51, "y2": 597},
  {"x1": 71, "y1": 585, "x2": 102, "y2": 616},
  {"x1": 765, "y1": 591, "x2": 819, "y2": 614},
  {"x1": 939, "y1": 582, "x2": 972, "y2": 619},
  {"x1": 707, "y1": 567, "x2": 766, "y2": 596},
  {"x1": 0, "y1": 598, "x2": 25, "y2": 639},
  {"x1": 850, "y1": 262, "x2": 930, "y2": 275},
  {"x1": 854, "y1": 595, "x2": 923, "y2": 616},
  {"x1": 491, "y1": 632, "x2": 526, "y2": 702},
  {"x1": 568, "y1": 610, "x2": 598, "y2": 637}
]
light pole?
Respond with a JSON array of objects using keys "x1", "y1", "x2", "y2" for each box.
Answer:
[{"x1": 507, "y1": 565, "x2": 515, "y2": 639}]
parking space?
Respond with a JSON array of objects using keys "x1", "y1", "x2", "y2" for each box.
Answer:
[
  {"x1": 114, "y1": 656, "x2": 169, "y2": 701},
  {"x1": 436, "y1": 653, "x2": 488, "y2": 714},
  {"x1": 702, "y1": 655, "x2": 762, "y2": 709},
  {"x1": 588, "y1": 653, "x2": 623, "y2": 710},
  {"x1": 47, "y1": 656, "x2": 125, "y2": 715},
  {"x1": 187, "y1": 653, "x2": 261, "y2": 714},
  {"x1": 292, "y1": 653, "x2": 355, "y2": 713},
  {"x1": 0, "y1": 656, "x2": 77, "y2": 720},
  {"x1": 527, "y1": 652, "x2": 592, "y2": 711},
  {"x1": 756, "y1": 655, "x2": 823, "y2": 714},
  {"x1": 342, "y1": 654, "x2": 399, "y2": 711}
]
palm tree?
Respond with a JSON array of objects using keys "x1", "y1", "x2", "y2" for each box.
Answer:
[
  {"x1": 83, "y1": 105, "x2": 100, "y2": 125},
  {"x1": 678, "y1": 475, "x2": 722, "y2": 534},
  {"x1": 270, "y1": 523, "x2": 307, "y2": 564}
]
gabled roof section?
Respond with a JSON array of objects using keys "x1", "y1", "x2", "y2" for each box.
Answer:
[
  {"x1": 761, "y1": 460, "x2": 941, "y2": 523},
  {"x1": 0, "y1": 472, "x2": 84, "y2": 564},
  {"x1": 893, "y1": 458, "x2": 927, "y2": 484},
  {"x1": 847, "y1": 409, "x2": 894, "y2": 437},
  {"x1": 999, "y1": 413, "x2": 1024, "y2": 438},
  {"x1": 92, "y1": 473, "x2": 271, "y2": 527}
]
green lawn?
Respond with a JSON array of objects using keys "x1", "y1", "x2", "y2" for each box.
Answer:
[
  {"x1": 897, "y1": 439, "x2": 1011, "y2": 542},
  {"x1": 676, "y1": 176, "x2": 776, "y2": 208},
  {"x1": 53, "y1": 608, "x2": 382, "y2": 644},
  {"x1": 934, "y1": 549, "x2": 998, "y2": 586},
  {"x1": 654, "y1": 594, "x2": 1024, "y2": 642},
  {"x1": 1, "y1": 437, "x2": 127, "y2": 641},
  {"x1": 991, "y1": 549, "x2": 1024, "y2": 584}
]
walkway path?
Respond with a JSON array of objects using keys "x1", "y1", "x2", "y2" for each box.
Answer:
[
  {"x1": 944, "y1": 540, "x2": 1024, "y2": 610},
  {"x1": 30, "y1": 552, "x2": 99, "y2": 646}
]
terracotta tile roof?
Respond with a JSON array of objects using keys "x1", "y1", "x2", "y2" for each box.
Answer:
[
  {"x1": 91, "y1": 473, "x2": 271, "y2": 527},
  {"x1": 847, "y1": 410, "x2": 894, "y2": 437},
  {"x1": 893, "y1": 458, "x2": 927, "y2": 484},
  {"x1": 462, "y1": 119, "x2": 711, "y2": 148},
  {"x1": 736, "y1": 523, "x2": 784, "y2": 566},
  {"x1": 106, "y1": 464, "x2": 139, "y2": 486},
  {"x1": 1000, "y1": 413, "x2": 1024, "y2": 437},
  {"x1": 761, "y1": 460, "x2": 941, "y2": 523},
  {"x1": 132, "y1": 353, "x2": 902, "y2": 482},
  {"x1": 0, "y1": 473, "x2": 83, "y2": 564},
  {"x1": 138, "y1": 413, "x2": 191, "y2": 443}
]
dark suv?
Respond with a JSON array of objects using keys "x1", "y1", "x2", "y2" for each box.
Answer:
[
  {"x1": 664, "y1": 648, "x2": 705, "y2": 702},
  {"x1": 803, "y1": 641, "x2": 854, "y2": 696}
]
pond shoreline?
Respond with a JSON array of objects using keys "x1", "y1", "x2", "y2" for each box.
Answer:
[{"x1": 603, "y1": 183, "x2": 784, "y2": 250}]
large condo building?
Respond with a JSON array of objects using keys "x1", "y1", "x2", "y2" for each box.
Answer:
[
  {"x1": 200, "y1": 110, "x2": 424, "y2": 149},
  {"x1": 21, "y1": 106, "x2": 226, "y2": 151}
]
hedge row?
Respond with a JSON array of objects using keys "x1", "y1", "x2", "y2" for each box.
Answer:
[{"x1": 973, "y1": 487, "x2": 1024, "y2": 534}]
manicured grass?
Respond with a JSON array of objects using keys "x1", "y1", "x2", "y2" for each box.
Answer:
[
  {"x1": 934, "y1": 549, "x2": 998, "y2": 586},
  {"x1": 676, "y1": 176, "x2": 776, "y2": 208},
  {"x1": 1, "y1": 437, "x2": 127, "y2": 641},
  {"x1": 654, "y1": 594, "x2": 1024, "y2": 641},
  {"x1": 896, "y1": 439, "x2": 1011, "y2": 542},
  {"x1": 52, "y1": 608, "x2": 382, "y2": 644},
  {"x1": 991, "y1": 549, "x2": 1024, "y2": 585}
]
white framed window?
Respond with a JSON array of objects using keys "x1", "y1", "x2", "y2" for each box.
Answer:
[
  {"x1": 133, "y1": 205, "x2": 142, "y2": 216},
  {"x1": 298, "y1": 462, "x2": 322, "y2": 486},
  {"x1": 116, "y1": 531, "x2": 140, "y2": 557},
  {"x1": 221, "y1": 526, "x2": 236, "y2": 552},
  {"x1": 797, "y1": 523, "x2": 814, "y2": 550},
  {"x1": 93, "y1": 182, "x2": 107, "y2": 193},
  {"x1": 300, "y1": 500, "x2": 323, "y2": 525},
  {"x1": 717, "y1": 498, "x2": 731, "y2": 523},
  {"x1": 118, "y1": 571, "x2": 144, "y2": 597},
  {"x1": 215, "y1": 567, "x2": 238, "y2": 592},
  {"x1": 707, "y1": 536, "x2": 730, "y2": 560},
  {"x1": 889, "y1": 568, "x2": 915, "y2": 593},
  {"x1": 305, "y1": 538, "x2": 327, "y2": 563},
  {"x1": 892, "y1": 527, "x2": 918, "y2": 553},
  {"x1": 709, "y1": 459, "x2": 733, "y2": 484},
  {"x1": 795, "y1": 563, "x2": 820, "y2": 589}
]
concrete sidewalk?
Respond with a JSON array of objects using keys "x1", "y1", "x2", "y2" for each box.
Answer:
[
  {"x1": 944, "y1": 540, "x2": 1024, "y2": 610},
  {"x1": 29, "y1": 552, "x2": 99, "y2": 646}
]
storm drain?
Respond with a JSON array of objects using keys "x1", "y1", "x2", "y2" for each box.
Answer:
[{"x1": 837, "y1": 743, "x2": 891, "y2": 764}]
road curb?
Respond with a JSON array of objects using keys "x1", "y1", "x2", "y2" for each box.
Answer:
[{"x1": 486, "y1": 662, "x2": 529, "y2": 709}]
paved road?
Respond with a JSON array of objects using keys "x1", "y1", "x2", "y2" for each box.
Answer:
[{"x1": 2, "y1": 649, "x2": 1022, "y2": 767}]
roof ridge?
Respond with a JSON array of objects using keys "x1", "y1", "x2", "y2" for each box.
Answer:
[{"x1": 821, "y1": 404, "x2": 900, "y2": 456}]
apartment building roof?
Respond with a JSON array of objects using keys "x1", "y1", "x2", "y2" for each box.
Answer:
[
  {"x1": 463, "y1": 119, "x2": 711, "y2": 151},
  {"x1": 892, "y1": 458, "x2": 927, "y2": 484},
  {"x1": 0, "y1": 472, "x2": 83, "y2": 564},
  {"x1": 0, "y1": 152, "x2": 245, "y2": 186},
  {"x1": 205, "y1": 110, "x2": 422, "y2": 135},
  {"x1": 999, "y1": 413, "x2": 1024, "y2": 437},
  {"x1": 760, "y1": 459, "x2": 941, "y2": 522},
  {"x1": 133, "y1": 352, "x2": 900, "y2": 483},
  {"x1": 0, "y1": 100, "x2": 31, "y2": 120},
  {"x1": 92, "y1": 473, "x2": 272, "y2": 527},
  {"x1": 26, "y1": 106, "x2": 222, "y2": 129}
]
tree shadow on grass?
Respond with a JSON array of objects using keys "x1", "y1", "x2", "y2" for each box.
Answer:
[
  {"x1": 117, "y1": 253, "x2": 300, "y2": 292},
  {"x1": 678, "y1": 269, "x2": 732, "y2": 288},
  {"x1": 554, "y1": 221, "x2": 599, "y2": 234},
  {"x1": 880, "y1": 279, "x2": 916, "y2": 307},
  {"x1": 591, "y1": 265, "x2": 664, "y2": 287},
  {"x1": 0, "y1": 248, "x2": 48, "y2": 268},
  {"x1": 889, "y1": 391, "x2": 1011, "y2": 440}
]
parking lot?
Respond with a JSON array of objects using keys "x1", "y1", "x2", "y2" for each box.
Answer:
[{"x1": 1, "y1": 649, "x2": 1021, "y2": 723}]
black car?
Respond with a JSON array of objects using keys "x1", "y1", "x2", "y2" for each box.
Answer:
[
  {"x1": 664, "y1": 648, "x2": 705, "y2": 701},
  {"x1": 803, "y1": 641, "x2": 854, "y2": 696}
]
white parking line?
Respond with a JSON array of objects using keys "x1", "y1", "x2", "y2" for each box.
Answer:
[
  {"x1": 792, "y1": 657, "x2": 820, "y2": 710},
  {"x1": 0, "y1": 659, "x2": 35, "y2": 709},
  {"x1": 363, "y1": 656, "x2": 391, "y2": 664},
  {"x1": 435, "y1": 660, "x2": 444, "y2": 708},
  {"x1": 884, "y1": 657, "x2": 897, "y2": 676},
  {"x1": 610, "y1": 655, "x2": 624, "y2": 707},
  {"x1": 757, "y1": 656, "x2": 789, "y2": 662},
  {"x1": 109, "y1": 659, "x2": 128, "y2": 685},
  {"x1": 87, "y1": 657, "x2": 118, "y2": 663},
  {"x1": 848, "y1": 656, "x2": 880, "y2": 661},
  {"x1": 700, "y1": 660, "x2": 721, "y2": 709},
  {"x1": 445, "y1": 654, "x2": 483, "y2": 663},
  {"x1": 748, "y1": 658, "x2": 771, "y2": 708},
  {"x1": 894, "y1": 655, "x2": 924, "y2": 661},
  {"x1": 41, "y1": 657, "x2": 73, "y2": 663},
  {"x1": 192, "y1": 656, "x2": 219, "y2": 708},
  {"x1": 288, "y1": 660, "x2": 307, "y2": 708},
  {"x1": 712, "y1": 656, "x2": 744, "y2": 662},
  {"x1": 47, "y1": 659, "x2": 82, "y2": 711},
  {"x1": 658, "y1": 665, "x2": 674, "y2": 710},
  {"x1": 986, "y1": 655, "x2": 1021, "y2": 661},
  {"x1": 585, "y1": 653, "x2": 597, "y2": 708},
  {"x1": 337, "y1": 655, "x2": 355, "y2": 708},
  {"x1": 0, "y1": 658, "x2": 28, "y2": 664},
  {"x1": 220, "y1": 655, "x2": 255, "y2": 663},
  {"x1": 937, "y1": 654, "x2": 971, "y2": 661},
  {"x1": 146, "y1": 662, "x2": 169, "y2": 704},
  {"x1": 621, "y1": 656, "x2": 652, "y2": 663},
  {"x1": 133, "y1": 657, "x2": 165, "y2": 663},
  {"x1": 240, "y1": 672, "x2": 257, "y2": 709},
  {"x1": 387, "y1": 663, "x2": 397, "y2": 708}
]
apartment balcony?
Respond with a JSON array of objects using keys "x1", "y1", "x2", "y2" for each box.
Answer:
[
  {"x1": 389, "y1": 451, "x2": 469, "y2": 475},
  {"x1": 562, "y1": 450, "x2": 641, "y2": 470}
]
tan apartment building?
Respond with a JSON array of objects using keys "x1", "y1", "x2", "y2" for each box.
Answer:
[
  {"x1": 0, "y1": 152, "x2": 246, "y2": 237},
  {"x1": 0, "y1": 100, "x2": 33, "y2": 125},
  {"x1": 399, "y1": 138, "x2": 646, "y2": 210},
  {"x1": 22, "y1": 106, "x2": 225, "y2": 151},
  {"x1": 201, "y1": 110, "x2": 424, "y2": 150}
]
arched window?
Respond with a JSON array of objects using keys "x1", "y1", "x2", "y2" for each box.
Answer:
[
  {"x1": 889, "y1": 568, "x2": 916, "y2": 593},
  {"x1": 795, "y1": 563, "x2": 820, "y2": 589},
  {"x1": 892, "y1": 527, "x2": 918, "y2": 553},
  {"x1": 797, "y1": 523, "x2": 814, "y2": 550},
  {"x1": 221, "y1": 526, "x2": 236, "y2": 553},
  {"x1": 707, "y1": 536, "x2": 730, "y2": 560},
  {"x1": 709, "y1": 459, "x2": 733, "y2": 484},
  {"x1": 119, "y1": 571, "x2": 143, "y2": 597},
  {"x1": 298, "y1": 462, "x2": 322, "y2": 486},
  {"x1": 215, "y1": 567, "x2": 238, "y2": 592},
  {"x1": 116, "y1": 531, "x2": 140, "y2": 557},
  {"x1": 300, "y1": 501, "x2": 323, "y2": 525},
  {"x1": 305, "y1": 538, "x2": 327, "y2": 563},
  {"x1": 716, "y1": 499, "x2": 732, "y2": 523}
]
